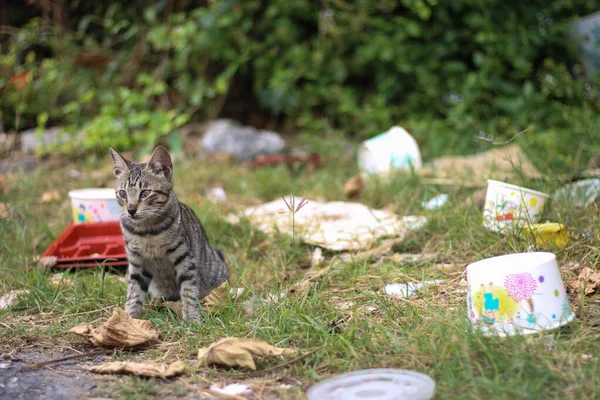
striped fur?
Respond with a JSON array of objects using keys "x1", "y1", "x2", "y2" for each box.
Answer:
[{"x1": 109, "y1": 145, "x2": 229, "y2": 322}]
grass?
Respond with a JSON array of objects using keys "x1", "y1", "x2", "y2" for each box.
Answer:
[{"x1": 1, "y1": 134, "x2": 599, "y2": 400}]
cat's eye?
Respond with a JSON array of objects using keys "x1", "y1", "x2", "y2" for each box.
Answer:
[
  {"x1": 139, "y1": 190, "x2": 151, "y2": 199},
  {"x1": 118, "y1": 190, "x2": 127, "y2": 199}
]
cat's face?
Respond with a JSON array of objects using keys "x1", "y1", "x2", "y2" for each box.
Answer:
[{"x1": 109, "y1": 146, "x2": 174, "y2": 221}]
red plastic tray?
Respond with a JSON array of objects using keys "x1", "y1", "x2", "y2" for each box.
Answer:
[{"x1": 42, "y1": 221, "x2": 127, "y2": 268}]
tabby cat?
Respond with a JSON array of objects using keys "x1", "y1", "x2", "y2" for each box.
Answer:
[{"x1": 109, "y1": 145, "x2": 229, "y2": 322}]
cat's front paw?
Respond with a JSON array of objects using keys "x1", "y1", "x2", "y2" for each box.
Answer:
[
  {"x1": 125, "y1": 303, "x2": 143, "y2": 319},
  {"x1": 182, "y1": 305, "x2": 203, "y2": 324}
]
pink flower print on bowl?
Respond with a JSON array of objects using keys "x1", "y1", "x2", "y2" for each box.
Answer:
[{"x1": 504, "y1": 272, "x2": 537, "y2": 313}]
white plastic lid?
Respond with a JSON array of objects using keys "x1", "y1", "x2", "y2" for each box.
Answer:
[
  {"x1": 307, "y1": 369, "x2": 435, "y2": 400},
  {"x1": 68, "y1": 188, "x2": 117, "y2": 200}
]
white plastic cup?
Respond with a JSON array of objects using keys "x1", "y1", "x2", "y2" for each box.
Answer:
[
  {"x1": 358, "y1": 126, "x2": 422, "y2": 176},
  {"x1": 466, "y1": 252, "x2": 574, "y2": 336},
  {"x1": 68, "y1": 188, "x2": 121, "y2": 223},
  {"x1": 482, "y1": 179, "x2": 549, "y2": 232}
]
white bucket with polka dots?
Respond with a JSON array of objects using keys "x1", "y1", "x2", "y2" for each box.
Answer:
[
  {"x1": 68, "y1": 188, "x2": 121, "y2": 224},
  {"x1": 482, "y1": 180, "x2": 549, "y2": 233}
]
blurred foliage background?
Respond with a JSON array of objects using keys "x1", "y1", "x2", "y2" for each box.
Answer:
[{"x1": 1, "y1": 0, "x2": 600, "y2": 172}]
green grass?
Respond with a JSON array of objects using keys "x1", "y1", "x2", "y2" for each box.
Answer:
[{"x1": 1, "y1": 135, "x2": 599, "y2": 399}]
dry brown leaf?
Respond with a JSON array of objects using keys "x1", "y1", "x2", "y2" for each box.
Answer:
[
  {"x1": 69, "y1": 323, "x2": 93, "y2": 336},
  {"x1": 164, "y1": 282, "x2": 242, "y2": 316},
  {"x1": 569, "y1": 267, "x2": 600, "y2": 295},
  {"x1": 344, "y1": 174, "x2": 364, "y2": 199},
  {"x1": 419, "y1": 143, "x2": 541, "y2": 181},
  {"x1": 83, "y1": 360, "x2": 185, "y2": 378},
  {"x1": 0, "y1": 203, "x2": 12, "y2": 219},
  {"x1": 40, "y1": 190, "x2": 61, "y2": 203},
  {"x1": 202, "y1": 281, "x2": 229, "y2": 311},
  {"x1": 163, "y1": 301, "x2": 182, "y2": 316},
  {"x1": 197, "y1": 337, "x2": 296, "y2": 370},
  {"x1": 69, "y1": 306, "x2": 159, "y2": 347},
  {"x1": 289, "y1": 265, "x2": 332, "y2": 296}
]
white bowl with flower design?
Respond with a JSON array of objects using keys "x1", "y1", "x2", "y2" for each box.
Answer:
[
  {"x1": 467, "y1": 252, "x2": 574, "y2": 336},
  {"x1": 482, "y1": 180, "x2": 549, "y2": 233}
]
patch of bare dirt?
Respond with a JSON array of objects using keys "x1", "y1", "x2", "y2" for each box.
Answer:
[{"x1": 0, "y1": 350, "x2": 107, "y2": 400}]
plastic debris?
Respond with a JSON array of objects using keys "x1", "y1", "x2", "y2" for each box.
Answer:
[
  {"x1": 204, "y1": 186, "x2": 227, "y2": 203},
  {"x1": 358, "y1": 126, "x2": 422, "y2": 175},
  {"x1": 422, "y1": 194, "x2": 449, "y2": 210},
  {"x1": 227, "y1": 198, "x2": 427, "y2": 251},
  {"x1": 41, "y1": 222, "x2": 127, "y2": 269},
  {"x1": 209, "y1": 383, "x2": 251, "y2": 396},
  {"x1": 383, "y1": 280, "x2": 444, "y2": 299},
  {"x1": 311, "y1": 247, "x2": 324, "y2": 268},
  {"x1": 0, "y1": 290, "x2": 29, "y2": 309},
  {"x1": 570, "y1": 11, "x2": 600, "y2": 81},
  {"x1": 551, "y1": 178, "x2": 600, "y2": 208},
  {"x1": 467, "y1": 252, "x2": 574, "y2": 337},
  {"x1": 482, "y1": 180, "x2": 549, "y2": 232},
  {"x1": 522, "y1": 223, "x2": 569, "y2": 248},
  {"x1": 19, "y1": 127, "x2": 71, "y2": 154},
  {"x1": 201, "y1": 119, "x2": 285, "y2": 161},
  {"x1": 307, "y1": 369, "x2": 435, "y2": 400}
]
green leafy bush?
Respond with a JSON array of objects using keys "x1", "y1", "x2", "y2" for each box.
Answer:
[{"x1": 0, "y1": 0, "x2": 599, "y2": 167}]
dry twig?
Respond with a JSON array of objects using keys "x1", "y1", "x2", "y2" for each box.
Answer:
[{"x1": 24, "y1": 350, "x2": 106, "y2": 370}]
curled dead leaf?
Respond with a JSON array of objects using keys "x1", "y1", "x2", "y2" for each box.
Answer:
[
  {"x1": 0, "y1": 203, "x2": 13, "y2": 219},
  {"x1": 569, "y1": 267, "x2": 600, "y2": 296},
  {"x1": 69, "y1": 323, "x2": 93, "y2": 336},
  {"x1": 163, "y1": 301, "x2": 182, "y2": 316},
  {"x1": 83, "y1": 360, "x2": 185, "y2": 378},
  {"x1": 202, "y1": 281, "x2": 229, "y2": 311},
  {"x1": 40, "y1": 190, "x2": 61, "y2": 203},
  {"x1": 344, "y1": 174, "x2": 364, "y2": 199},
  {"x1": 163, "y1": 282, "x2": 243, "y2": 316},
  {"x1": 289, "y1": 265, "x2": 331, "y2": 296},
  {"x1": 197, "y1": 337, "x2": 296, "y2": 370},
  {"x1": 69, "y1": 306, "x2": 159, "y2": 347}
]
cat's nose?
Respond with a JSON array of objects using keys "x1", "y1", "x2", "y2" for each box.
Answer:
[{"x1": 127, "y1": 205, "x2": 137, "y2": 216}]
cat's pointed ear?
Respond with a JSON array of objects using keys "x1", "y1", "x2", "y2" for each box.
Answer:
[
  {"x1": 146, "y1": 145, "x2": 172, "y2": 179},
  {"x1": 109, "y1": 147, "x2": 131, "y2": 178}
]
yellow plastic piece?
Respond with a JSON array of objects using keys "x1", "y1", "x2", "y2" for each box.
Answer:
[{"x1": 522, "y1": 223, "x2": 569, "y2": 248}]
